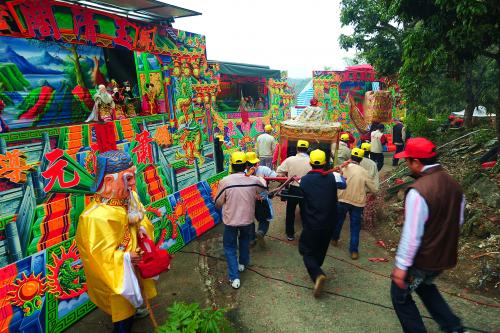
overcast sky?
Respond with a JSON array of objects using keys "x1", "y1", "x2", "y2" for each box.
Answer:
[{"x1": 166, "y1": 0, "x2": 355, "y2": 78}]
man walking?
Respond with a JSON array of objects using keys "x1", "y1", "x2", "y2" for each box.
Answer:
[
  {"x1": 246, "y1": 151, "x2": 277, "y2": 248},
  {"x1": 276, "y1": 140, "x2": 312, "y2": 240},
  {"x1": 331, "y1": 133, "x2": 352, "y2": 165},
  {"x1": 299, "y1": 149, "x2": 344, "y2": 297},
  {"x1": 391, "y1": 138, "x2": 466, "y2": 333},
  {"x1": 331, "y1": 148, "x2": 377, "y2": 259},
  {"x1": 255, "y1": 124, "x2": 277, "y2": 168},
  {"x1": 370, "y1": 124, "x2": 388, "y2": 171},
  {"x1": 392, "y1": 118, "x2": 406, "y2": 166},
  {"x1": 215, "y1": 152, "x2": 267, "y2": 289}
]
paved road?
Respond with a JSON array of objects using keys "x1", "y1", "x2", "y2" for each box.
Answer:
[{"x1": 69, "y1": 194, "x2": 499, "y2": 333}]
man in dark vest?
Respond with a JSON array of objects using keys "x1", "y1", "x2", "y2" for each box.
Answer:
[{"x1": 391, "y1": 138, "x2": 466, "y2": 333}]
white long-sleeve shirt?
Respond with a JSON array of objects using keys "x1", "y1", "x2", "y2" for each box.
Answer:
[{"x1": 395, "y1": 165, "x2": 465, "y2": 271}]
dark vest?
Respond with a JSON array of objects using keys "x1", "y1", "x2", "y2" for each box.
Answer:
[
  {"x1": 392, "y1": 122, "x2": 404, "y2": 144},
  {"x1": 407, "y1": 166, "x2": 463, "y2": 271}
]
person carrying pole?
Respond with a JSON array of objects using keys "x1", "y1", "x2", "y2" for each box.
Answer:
[
  {"x1": 298, "y1": 149, "x2": 345, "y2": 297},
  {"x1": 246, "y1": 151, "x2": 276, "y2": 248},
  {"x1": 215, "y1": 152, "x2": 267, "y2": 289},
  {"x1": 331, "y1": 148, "x2": 377, "y2": 259},
  {"x1": 276, "y1": 140, "x2": 311, "y2": 241}
]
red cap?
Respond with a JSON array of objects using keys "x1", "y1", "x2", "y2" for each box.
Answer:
[
  {"x1": 310, "y1": 98, "x2": 318, "y2": 106},
  {"x1": 448, "y1": 115, "x2": 456, "y2": 120},
  {"x1": 394, "y1": 137, "x2": 437, "y2": 159}
]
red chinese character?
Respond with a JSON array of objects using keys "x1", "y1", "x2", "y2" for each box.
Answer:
[
  {"x1": 18, "y1": 0, "x2": 61, "y2": 40},
  {"x1": 41, "y1": 149, "x2": 80, "y2": 192},
  {"x1": 131, "y1": 130, "x2": 153, "y2": 165},
  {"x1": 113, "y1": 18, "x2": 135, "y2": 49},
  {"x1": 72, "y1": 7, "x2": 98, "y2": 44},
  {"x1": 136, "y1": 27, "x2": 156, "y2": 52},
  {"x1": 0, "y1": 150, "x2": 31, "y2": 183}
]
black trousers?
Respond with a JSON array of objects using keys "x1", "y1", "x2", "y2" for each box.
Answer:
[
  {"x1": 391, "y1": 267, "x2": 463, "y2": 333},
  {"x1": 371, "y1": 152, "x2": 384, "y2": 171},
  {"x1": 285, "y1": 185, "x2": 302, "y2": 237},
  {"x1": 393, "y1": 144, "x2": 404, "y2": 166},
  {"x1": 298, "y1": 228, "x2": 333, "y2": 282}
]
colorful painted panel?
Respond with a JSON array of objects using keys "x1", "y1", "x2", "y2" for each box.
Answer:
[
  {"x1": 0, "y1": 36, "x2": 108, "y2": 130},
  {"x1": 0, "y1": 114, "x2": 224, "y2": 332}
]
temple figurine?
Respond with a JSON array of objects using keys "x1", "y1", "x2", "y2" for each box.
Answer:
[
  {"x1": 86, "y1": 84, "x2": 114, "y2": 122},
  {"x1": 141, "y1": 83, "x2": 159, "y2": 115},
  {"x1": 112, "y1": 87, "x2": 127, "y2": 120},
  {"x1": 75, "y1": 150, "x2": 156, "y2": 331},
  {"x1": 123, "y1": 81, "x2": 138, "y2": 117}
]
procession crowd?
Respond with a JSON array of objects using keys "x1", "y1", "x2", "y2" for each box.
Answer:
[{"x1": 214, "y1": 123, "x2": 467, "y2": 333}]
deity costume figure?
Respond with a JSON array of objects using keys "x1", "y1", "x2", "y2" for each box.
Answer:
[
  {"x1": 141, "y1": 83, "x2": 159, "y2": 115},
  {"x1": 75, "y1": 150, "x2": 156, "y2": 332},
  {"x1": 86, "y1": 84, "x2": 115, "y2": 122},
  {"x1": 123, "y1": 82, "x2": 138, "y2": 117},
  {"x1": 112, "y1": 87, "x2": 127, "y2": 120}
]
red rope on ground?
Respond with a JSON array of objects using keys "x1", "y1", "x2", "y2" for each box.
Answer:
[{"x1": 265, "y1": 234, "x2": 500, "y2": 309}]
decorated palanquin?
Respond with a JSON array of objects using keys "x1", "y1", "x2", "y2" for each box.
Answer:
[{"x1": 0, "y1": 1, "x2": 228, "y2": 332}]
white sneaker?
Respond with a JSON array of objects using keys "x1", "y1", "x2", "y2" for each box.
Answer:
[
  {"x1": 238, "y1": 264, "x2": 245, "y2": 272},
  {"x1": 230, "y1": 279, "x2": 240, "y2": 289}
]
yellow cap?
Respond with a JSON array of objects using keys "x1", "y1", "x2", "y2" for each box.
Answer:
[
  {"x1": 351, "y1": 147, "x2": 365, "y2": 158},
  {"x1": 360, "y1": 142, "x2": 371, "y2": 152},
  {"x1": 310, "y1": 149, "x2": 326, "y2": 166},
  {"x1": 297, "y1": 140, "x2": 309, "y2": 148},
  {"x1": 340, "y1": 133, "x2": 350, "y2": 141},
  {"x1": 245, "y1": 152, "x2": 260, "y2": 164},
  {"x1": 231, "y1": 151, "x2": 247, "y2": 165},
  {"x1": 400, "y1": 116, "x2": 405, "y2": 123},
  {"x1": 265, "y1": 124, "x2": 273, "y2": 132}
]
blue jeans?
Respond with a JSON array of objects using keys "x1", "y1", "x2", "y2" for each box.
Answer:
[
  {"x1": 251, "y1": 220, "x2": 270, "y2": 241},
  {"x1": 391, "y1": 267, "x2": 463, "y2": 333},
  {"x1": 223, "y1": 224, "x2": 253, "y2": 280},
  {"x1": 332, "y1": 202, "x2": 363, "y2": 253}
]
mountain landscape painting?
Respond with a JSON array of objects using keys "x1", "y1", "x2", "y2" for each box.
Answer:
[{"x1": 0, "y1": 36, "x2": 109, "y2": 130}]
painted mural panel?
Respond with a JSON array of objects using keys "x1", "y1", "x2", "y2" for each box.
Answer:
[
  {"x1": 0, "y1": 117, "x2": 223, "y2": 332},
  {"x1": 0, "y1": 36, "x2": 108, "y2": 130}
]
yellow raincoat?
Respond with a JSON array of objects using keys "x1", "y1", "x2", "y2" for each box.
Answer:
[{"x1": 76, "y1": 192, "x2": 157, "y2": 322}]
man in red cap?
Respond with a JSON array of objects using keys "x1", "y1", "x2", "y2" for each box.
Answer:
[{"x1": 391, "y1": 138, "x2": 466, "y2": 333}]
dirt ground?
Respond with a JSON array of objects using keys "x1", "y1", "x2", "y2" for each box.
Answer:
[{"x1": 68, "y1": 156, "x2": 500, "y2": 333}]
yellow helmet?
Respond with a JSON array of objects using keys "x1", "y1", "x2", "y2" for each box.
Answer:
[
  {"x1": 231, "y1": 151, "x2": 247, "y2": 165},
  {"x1": 297, "y1": 140, "x2": 309, "y2": 148},
  {"x1": 265, "y1": 124, "x2": 273, "y2": 132},
  {"x1": 400, "y1": 116, "x2": 405, "y2": 123},
  {"x1": 340, "y1": 133, "x2": 350, "y2": 141},
  {"x1": 245, "y1": 152, "x2": 260, "y2": 164},
  {"x1": 351, "y1": 147, "x2": 365, "y2": 158},
  {"x1": 360, "y1": 142, "x2": 371, "y2": 152},
  {"x1": 310, "y1": 149, "x2": 326, "y2": 166}
]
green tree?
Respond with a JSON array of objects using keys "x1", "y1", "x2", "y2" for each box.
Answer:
[
  {"x1": 339, "y1": 0, "x2": 403, "y2": 77},
  {"x1": 339, "y1": 0, "x2": 500, "y2": 138}
]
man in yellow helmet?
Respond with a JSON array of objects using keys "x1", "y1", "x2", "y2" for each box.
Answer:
[
  {"x1": 255, "y1": 124, "x2": 276, "y2": 169},
  {"x1": 276, "y1": 140, "x2": 312, "y2": 240},
  {"x1": 298, "y1": 149, "x2": 345, "y2": 297},
  {"x1": 332, "y1": 148, "x2": 377, "y2": 260},
  {"x1": 331, "y1": 133, "x2": 352, "y2": 165},
  {"x1": 246, "y1": 152, "x2": 277, "y2": 248},
  {"x1": 215, "y1": 152, "x2": 267, "y2": 289}
]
